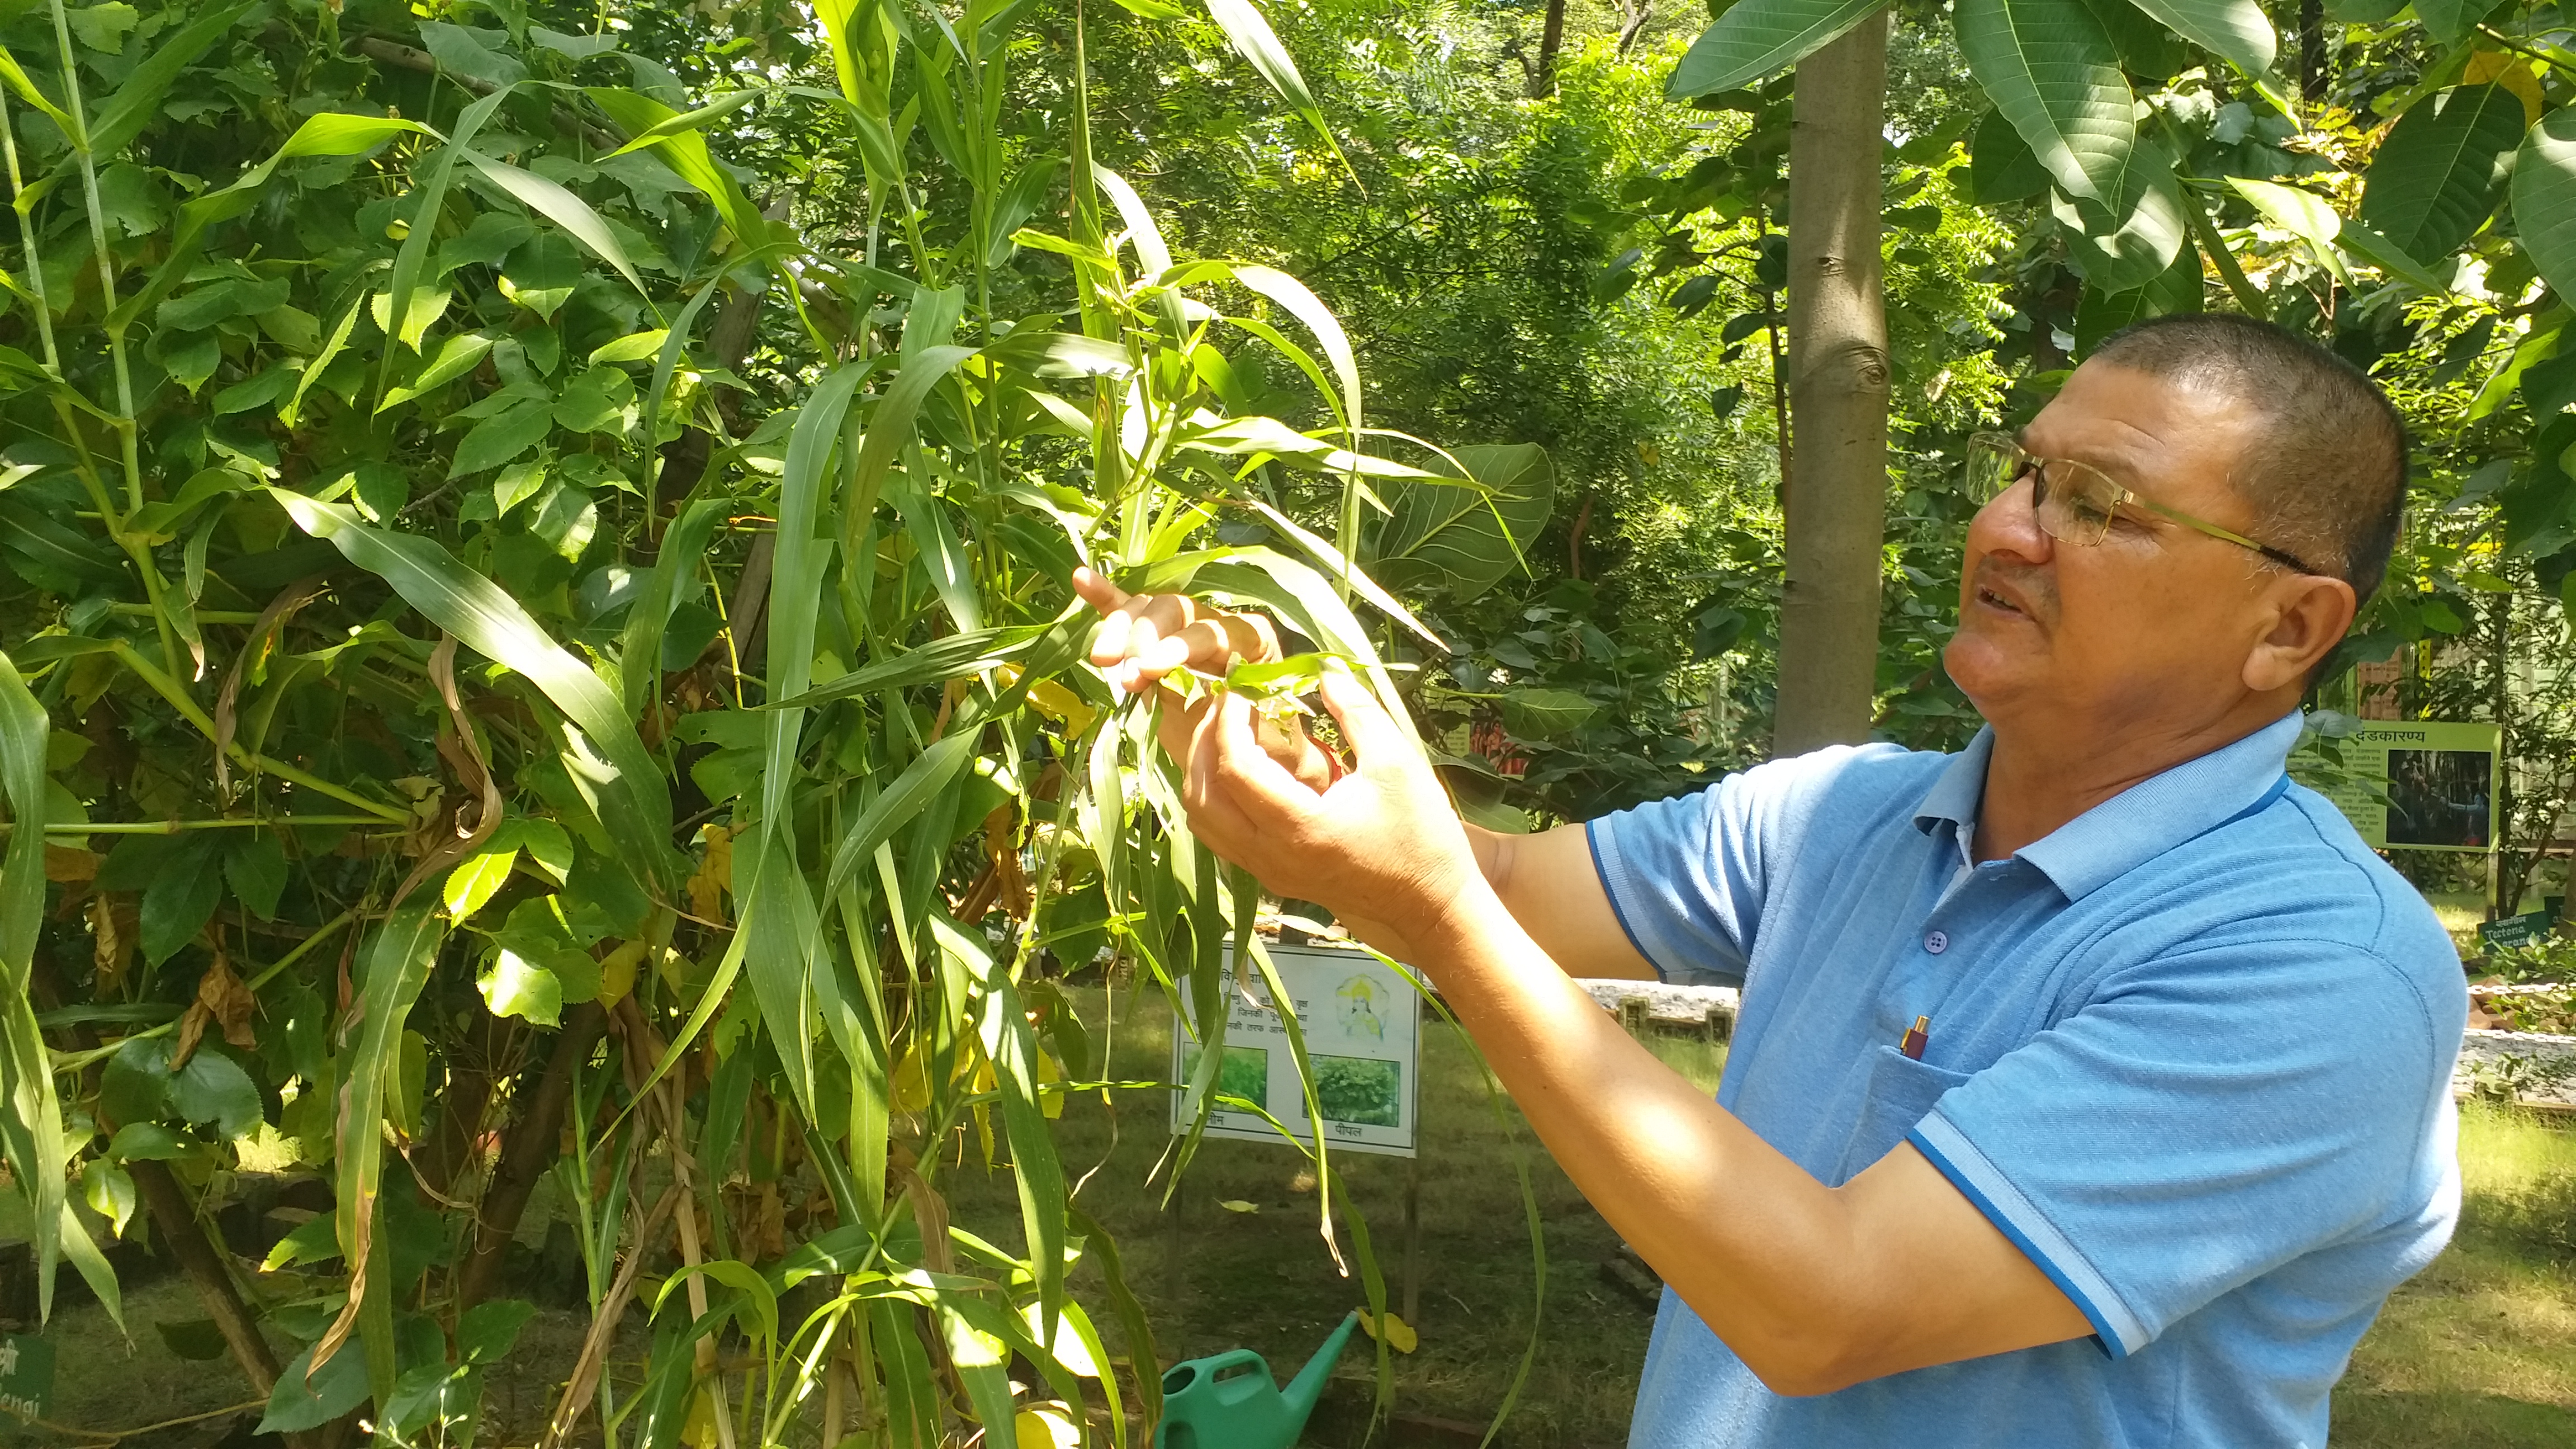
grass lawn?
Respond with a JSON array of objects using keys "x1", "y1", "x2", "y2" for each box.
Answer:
[{"x1": 6, "y1": 986, "x2": 2572, "y2": 1447}]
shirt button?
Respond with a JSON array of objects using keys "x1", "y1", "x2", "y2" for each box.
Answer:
[{"x1": 1924, "y1": 930, "x2": 1949, "y2": 955}]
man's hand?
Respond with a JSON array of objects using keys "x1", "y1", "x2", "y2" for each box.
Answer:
[
  {"x1": 1180, "y1": 662, "x2": 1479, "y2": 964},
  {"x1": 1072, "y1": 566, "x2": 1339, "y2": 793}
]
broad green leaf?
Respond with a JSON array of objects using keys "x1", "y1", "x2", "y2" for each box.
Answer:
[
  {"x1": 448, "y1": 399, "x2": 556, "y2": 478},
  {"x1": 1500, "y1": 687, "x2": 1598, "y2": 739},
  {"x1": 457, "y1": 1299, "x2": 537, "y2": 1365},
  {"x1": 271, "y1": 493, "x2": 674, "y2": 873},
  {"x1": 2413, "y1": 0, "x2": 2511, "y2": 48},
  {"x1": 1201, "y1": 0, "x2": 1341, "y2": 161},
  {"x1": 443, "y1": 849, "x2": 518, "y2": 924},
  {"x1": 420, "y1": 21, "x2": 529, "y2": 88},
  {"x1": 224, "y1": 832, "x2": 288, "y2": 919},
  {"x1": 258, "y1": 1338, "x2": 371, "y2": 1434},
  {"x1": 1665, "y1": 0, "x2": 1885, "y2": 98},
  {"x1": 2052, "y1": 141, "x2": 2186, "y2": 293},
  {"x1": 1970, "y1": 108, "x2": 2052, "y2": 205},
  {"x1": 2122, "y1": 0, "x2": 2274, "y2": 82},
  {"x1": 589, "y1": 328, "x2": 669, "y2": 364},
  {"x1": 139, "y1": 835, "x2": 224, "y2": 965},
  {"x1": 2511, "y1": 108, "x2": 2576, "y2": 308},
  {"x1": 80, "y1": 1159, "x2": 134, "y2": 1237},
  {"x1": 169, "y1": 1048, "x2": 262, "y2": 1138},
  {"x1": 479, "y1": 948, "x2": 565, "y2": 1024},
  {"x1": 463, "y1": 152, "x2": 650, "y2": 298},
  {"x1": 1364, "y1": 443, "x2": 1554, "y2": 602},
  {"x1": 2361, "y1": 85, "x2": 2523, "y2": 268},
  {"x1": 2227, "y1": 177, "x2": 2348, "y2": 282},
  {"x1": 1954, "y1": 0, "x2": 2135, "y2": 206}
]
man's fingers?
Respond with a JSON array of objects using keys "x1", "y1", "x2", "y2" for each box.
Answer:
[
  {"x1": 1070, "y1": 565, "x2": 1131, "y2": 616},
  {"x1": 1182, "y1": 696, "x2": 1263, "y2": 853},
  {"x1": 1205, "y1": 693, "x2": 1323, "y2": 825},
  {"x1": 1317, "y1": 662, "x2": 1411, "y2": 771}
]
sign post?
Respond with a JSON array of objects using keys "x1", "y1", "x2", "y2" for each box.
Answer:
[{"x1": 0, "y1": 1331, "x2": 53, "y2": 1423}]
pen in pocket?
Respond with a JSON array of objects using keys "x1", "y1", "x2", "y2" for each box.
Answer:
[{"x1": 1900, "y1": 1015, "x2": 1931, "y2": 1060}]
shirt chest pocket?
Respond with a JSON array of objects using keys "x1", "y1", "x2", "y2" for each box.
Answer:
[{"x1": 1831, "y1": 1045, "x2": 1972, "y2": 1185}]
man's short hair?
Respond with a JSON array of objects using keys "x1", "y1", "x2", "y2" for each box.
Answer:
[{"x1": 2090, "y1": 314, "x2": 2409, "y2": 602}]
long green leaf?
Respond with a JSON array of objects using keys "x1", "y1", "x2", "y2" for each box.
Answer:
[
  {"x1": 2512, "y1": 109, "x2": 2576, "y2": 307},
  {"x1": 769, "y1": 624, "x2": 1050, "y2": 711},
  {"x1": 375, "y1": 89, "x2": 510, "y2": 399},
  {"x1": 1201, "y1": 0, "x2": 1342, "y2": 163},
  {"x1": 1954, "y1": 0, "x2": 2136, "y2": 206},
  {"x1": 271, "y1": 491, "x2": 675, "y2": 878},
  {"x1": 2121, "y1": 0, "x2": 2274, "y2": 82},
  {"x1": 2361, "y1": 84, "x2": 2522, "y2": 268},
  {"x1": 1665, "y1": 0, "x2": 1886, "y2": 98},
  {"x1": 622, "y1": 498, "x2": 726, "y2": 713},
  {"x1": 606, "y1": 88, "x2": 764, "y2": 156},
  {"x1": 818, "y1": 731, "x2": 981, "y2": 903},
  {"x1": 312, "y1": 902, "x2": 444, "y2": 1393},
  {"x1": 943, "y1": 916, "x2": 1071, "y2": 1328},
  {"x1": 83, "y1": 1, "x2": 253, "y2": 159},
  {"x1": 0, "y1": 651, "x2": 75, "y2": 1320},
  {"x1": 461, "y1": 150, "x2": 651, "y2": 297}
]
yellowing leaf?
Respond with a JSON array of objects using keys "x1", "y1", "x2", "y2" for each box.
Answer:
[
  {"x1": 2463, "y1": 50, "x2": 2546, "y2": 125},
  {"x1": 1360, "y1": 1310, "x2": 1418, "y2": 1353},
  {"x1": 893, "y1": 1043, "x2": 933, "y2": 1114},
  {"x1": 443, "y1": 847, "x2": 518, "y2": 924},
  {"x1": 1218, "y1": 1198, "x2": 1259, "y2": 1214},
  {"x1": 1037, "y1": 1046, "x2": 1064, "y2": 1120},
  {"x1": 1016, "y1": 1406, "x2": 1079, "y2": 1449},
  {"x1": 687, "y1": 822, "x2": 735, "y2": 920},
  {"x1": 596, "y1": 938, "x2": 647, "y2": 1005},
  {"x1": 997, "y1": 664, "x2": 1098, "y2": 736}
]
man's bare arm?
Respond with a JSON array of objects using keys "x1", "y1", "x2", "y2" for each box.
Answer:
[
  {"x1": 1174, "y1": 669, "x2": 2095, "y2": 1394},
  {"x1": 1467, "y1": 823, "x2": 1656, "y2": 981}
]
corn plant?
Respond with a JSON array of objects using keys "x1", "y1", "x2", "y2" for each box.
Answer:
[{"x1": 0, "y1": 0, "x2": 1542, "y2": 1444}]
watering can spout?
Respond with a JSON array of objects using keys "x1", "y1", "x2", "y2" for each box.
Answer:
[{"x1": 1282, "y1": 1310, "x2": 1362, "y2": 1423}]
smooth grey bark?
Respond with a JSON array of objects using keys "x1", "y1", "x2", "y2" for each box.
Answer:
[{"x1": 1772, "y1": 15, "x2": 1892, "y2": 755}]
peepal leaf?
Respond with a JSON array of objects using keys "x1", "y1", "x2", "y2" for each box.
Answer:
[
  {"x1": 1665, "y1": 0, "x2": 1886, "y2": 98},
  {"x1": 1953, "y1": 0, "x2": 2135, "y2": 206},
  {"x1": 2512, "y1": 108, "x2": 2576, "y2": 308},
  {"x1": 2362, "y1": 85, "x2": 2523, "y2": 269},
  {"x1": 1365, "y1": 443, "x2": 1554, "y2": 602}
]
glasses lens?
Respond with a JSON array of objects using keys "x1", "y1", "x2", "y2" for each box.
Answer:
[
  {"x1": 1963, "y1": 437, "x2": 2023, "y2": 501},
  {"x1": 2034, "y1": 458, "x2": 2118, "y2": 545}
]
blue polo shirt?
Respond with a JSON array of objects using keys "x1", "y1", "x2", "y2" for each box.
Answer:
[{"x1": 1587, "y1": 712, "x2": 2464, "y2": 1448}]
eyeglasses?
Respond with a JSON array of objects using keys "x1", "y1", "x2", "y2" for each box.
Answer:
[{"x1": 1962, "y1": 432, "x2": 2327, "y2": 577}]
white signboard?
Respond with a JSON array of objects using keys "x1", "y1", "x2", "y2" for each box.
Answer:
[{"x1": 1170, "y1": 941, "x2": 1419, "y2": 1158}]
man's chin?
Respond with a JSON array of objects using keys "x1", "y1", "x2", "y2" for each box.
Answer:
[{"x1": 1941, "y1": 632, "x2": 2039, "y2": 707}]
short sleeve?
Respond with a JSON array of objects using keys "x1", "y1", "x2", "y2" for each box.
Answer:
[
  {"x1": 1585, "y1": 755, "x2": 1817, "y2": 986},
  {"x1": 1905, "y1": 941, "x2": 2456, "y2": 1358}
]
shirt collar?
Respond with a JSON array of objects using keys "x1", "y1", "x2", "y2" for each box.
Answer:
[{"x1": 1912, "y1": 712, "x2": 2304, "y2": 902}]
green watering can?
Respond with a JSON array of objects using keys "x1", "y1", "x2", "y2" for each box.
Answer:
[{"x1": 1153, "y1": 1310, "x2": 1360, "y2": 1449}]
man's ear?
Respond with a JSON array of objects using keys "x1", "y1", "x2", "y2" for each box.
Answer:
[{"x1": 2244, "y1": 574, "x2": 2360, "y2": 694}]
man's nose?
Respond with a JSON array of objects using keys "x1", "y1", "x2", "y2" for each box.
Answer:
[{"x1": 1967, "y1": 477, "x2": 2054, "y2": 562}]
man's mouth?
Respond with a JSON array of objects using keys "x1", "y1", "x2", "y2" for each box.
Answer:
[{"x1": 1974, "y1": 583, "x2": 2026, "y2": 617}]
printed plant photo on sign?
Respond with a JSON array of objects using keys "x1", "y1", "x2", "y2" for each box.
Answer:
[
  {"x1": 1181, "y1": 1045, "x2": 1272, "y2": 1110},
  {"x1": 2385, "y1": 749, "x2": 2496, "y2": 849},
  {"x1": 1313, "y1": 1055, "x2": 1404, "y2": 1128}
]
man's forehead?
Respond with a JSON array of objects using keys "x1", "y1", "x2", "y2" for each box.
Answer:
[{"x1": 2024, "y1": 362, "x2": 2247, "y2": 480}]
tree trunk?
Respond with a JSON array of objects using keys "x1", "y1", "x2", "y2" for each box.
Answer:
[
  {"x1": 2299, "y1": 0, "x2": 2326, "y2": 104},
  {"x1": 1531, "y1": 0, "x2": 1568, "y2": 97},
  {"x1": 456, "y1": 1004, "x2": 607, "y2": 1310},
  {"x1": 1772, "y1": 16, "x2": 1892, "y2": 755}
]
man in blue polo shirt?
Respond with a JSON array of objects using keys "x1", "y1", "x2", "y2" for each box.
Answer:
[{"x1": 1075, "y1": 313, "x2": 2463, "y2": 1447}]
